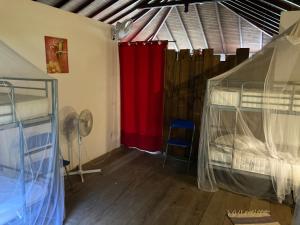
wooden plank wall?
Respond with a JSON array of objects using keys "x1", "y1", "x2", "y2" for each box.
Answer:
[{"x1": 163, "y1": 48, "x2": 250, "y2": 157}]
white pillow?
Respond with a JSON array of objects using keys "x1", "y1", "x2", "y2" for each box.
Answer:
[
  {"x1": 215, "y1": 134, "x2": 233, "y2": 147},
  {"x1": 215, "y1": 134, "x2": 267, "y2": 155},
  {"x1": 214, "y1": 134, "x2": 234, "y2": 153}
]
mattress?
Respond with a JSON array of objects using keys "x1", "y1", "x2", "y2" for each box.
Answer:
[
  {"x1": 211, "y1": 88, "x2": 240, "y2": 107},
  {"x1": 211, "y1": 87, "x2": 296, "y2": 111},
  {"x1": 0, "y1": 175, "x2": 46, "y2": 225},
  {"x1": 0, "y1": 93, "x2": 49, "y2": 124},
  {"x1": 210, "y1": 146, "x2": 271, "y2": 175}
]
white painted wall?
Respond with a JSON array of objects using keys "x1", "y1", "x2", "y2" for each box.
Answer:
[{"x1": 0, "y1": 0, "x2": 120, "y2": 166}]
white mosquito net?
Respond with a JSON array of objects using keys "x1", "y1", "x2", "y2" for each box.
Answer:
[
  {"x1": 0, "y1": 40, "x2": 64, "y2": 225},
  {"x1": 198, "y1": 20, "x2": 300, "y2": 224}
]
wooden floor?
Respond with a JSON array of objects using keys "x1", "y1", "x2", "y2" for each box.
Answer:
[{"x1": 64, "y1": 148, "x2": 293, "y2": 225}]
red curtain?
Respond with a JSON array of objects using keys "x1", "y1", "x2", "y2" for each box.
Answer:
[{"x1": 119, "y1": 41, "x2": 167, "y2": 152}]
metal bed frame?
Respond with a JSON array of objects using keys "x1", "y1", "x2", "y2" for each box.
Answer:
[
  {"x1": 205, "y1": 80, "x2": 300, "y2": 205},
  {"x1": 207, "y1": 80, "x2": 300, "y2": 173},
  {"x1": 0, "y1": 77, "x2": 58, "y2": 224}
]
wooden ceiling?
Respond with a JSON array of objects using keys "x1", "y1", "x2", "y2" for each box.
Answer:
[{"x1": 34, "y1": 0, "x2": 300, "y2": 53}]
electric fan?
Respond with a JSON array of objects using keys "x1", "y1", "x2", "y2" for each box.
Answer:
[
  {"x1": 68, "y1": 109, "x2": 101, "y2": 183},
  {"x1": 60, "y1": 107, "x2": 78, "y2": 168},
  {"x1": 112, "y1": 18, "x2": 133, "y2": 40}
]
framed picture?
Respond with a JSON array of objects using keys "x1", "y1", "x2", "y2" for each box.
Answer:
[{"x1": 44, "y1": 36, "x2": 69, "y2": 73}]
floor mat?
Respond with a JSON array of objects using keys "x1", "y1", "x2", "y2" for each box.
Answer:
[{"x1": 227, "y1": 210, "x2": 280, "y2": 225}]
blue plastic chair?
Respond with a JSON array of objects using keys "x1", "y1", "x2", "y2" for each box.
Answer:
[{"x1": 163, "y1": 119, "x2": 195, "y2": 171}]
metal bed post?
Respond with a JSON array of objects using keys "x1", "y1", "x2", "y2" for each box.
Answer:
[
  {"x1": 217, "y1": 108, "x2": 221, "y2": 139},
  {"x1": 49, "y1": 79, "x2": 62, "y2": 222},
  {"x1": 232, "y1": 112, "x2": 238, "y2": 170},
  {"x1": 45, "y1": 81, "x2": 49, "y2": 98},
  {"x1": 231, "y1": 82, "x2": 244, "y2": 169},
  {"x1": 51, "y1": 79, "x2": 59, "y2": 174},
  {"x1": 290, "y1": 84, "x2": 295, "y2": 113},
  {"x1": 19, "y1": 122, "x2": 27, "y2": 224},
  {"x1": 11, "y1": 87, "x2": 16, "y2": 122}
]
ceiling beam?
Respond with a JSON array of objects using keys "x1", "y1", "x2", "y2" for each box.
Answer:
[
  {"x1": 175, "y1": 7, "x2": 193, "y2": 50},
  {"x1": 226, "y1": 1, "x2": 279, "y2": 30},
  {"x1": 148, "y1": 7, "x2": 172, "y2": 41},
  {"x1": 245, "y1": 0, "x2": 281, "y2": 17},
  {"x1": 215, "y1": 2, "x2": 226, "y2": 54},
  {"x1": 54, "y1": 0, "x2": 70, "y2": 8},
  {"x1": 138, "y1": 0, "x2": 224, "y2": 9},
  {"x1": 100, "y1": 0, "x2": 137, "y2": 22},
  {"x1": 165, "y1": 22, "x2": 179, "y2": 51},
  {"x1": 257, "y1": 0, "x2": 297, "y2": 11},
  {"x1": 194, "y1": 4, "x2": 208, "y2": 49},
  {"x1": 72, "y1": 0, "x2": 95, "y2": 13},
  {"x1": 131, "y1": 9, "x2": 151, "y2": 22},
  {"x1": 225, "y1": 11, "x2": 275, "y2": 36},
  {"x1": 130, "y1": 0, "x2": 163, "y2": 23},
  {"x1": 129, "y1": 9, "x2": 161, "y2": 41},
  {"x1": 223, "y1": 1, "x2": 279, "y2": 34},
  {"x1": 234, "y1": 0, "x2": 280, "y2": 25},
  {"x1": 280, "y1": 0, "x2": 300, "y2": 9},
  {"x1": 228, "y1": 1, "x2": 279, "y2": 28},
  {"x1": 86, "y1": 0, "x2": 118, "y2": 18},
  {"x1": 238, "y1": 16, "x2": 243, "y2": 48},
  {"x1": 255, "y1": 0, "x2": 286, "y2": 11},
  {"x1": 108, "y1": 0, "x2": 153, "y2": 24},
  {"x1": 219, "y1": 2, "x2": 273, "y2": 37}
]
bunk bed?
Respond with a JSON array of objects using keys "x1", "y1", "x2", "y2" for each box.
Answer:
[
  {"x1": 198, "y1": 20, "x2": 300, "y2": 225},
  {"x1": 0, "y1": 40, "x2": 63, "y2": 225},
  {"x1": 0, "y1": 78, "x2": 60, "y2": 225},
  {"x1": 209, "y1": 81, "x2": 300, "y2": 179}
]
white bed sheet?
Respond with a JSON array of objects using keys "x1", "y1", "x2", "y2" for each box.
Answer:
[
  {"x1": 210, "y1": 146, "x2": 300, "y2": 201},
  {"x1": 0, "y1": 93, "x2": 49, "y2": 124},
  {"x1": 211, "y1": 87, "x2": 294, "y2": 111},
  {"x1": 0, "y1": 175, "x2": 46, "y2": 225},
  {"x1": 210, "y1": 146, "x2": 271, "y2": 175},
  {"x1": 210, "y1": 146, "x2": 300, "y2": 185}
]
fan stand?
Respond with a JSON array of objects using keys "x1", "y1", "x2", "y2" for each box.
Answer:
[
  {"x1": 67, "y1": 141, "x2": 73, "y2": 169},
  {"x1": 68, "y1": 125, "x2": 101, "y2": 183}
]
